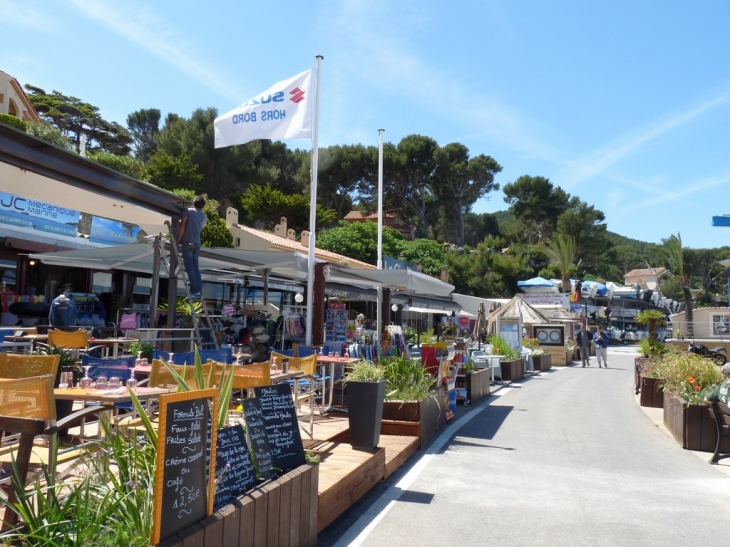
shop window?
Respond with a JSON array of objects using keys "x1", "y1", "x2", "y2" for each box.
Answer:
[
  {"x1": 0, "y1": 259, "x2": 17, "y2": 292},
  {"x1": 93, "y1": 272, "x2": 113, "y2": 293}
]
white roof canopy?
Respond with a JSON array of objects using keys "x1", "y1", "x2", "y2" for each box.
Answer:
[
  {"x1": 29, "y1": 242, "x2": 319, "y2": 281},
  {"x1": 324, "y1": 266, "x2": 454, "y2": 297}
]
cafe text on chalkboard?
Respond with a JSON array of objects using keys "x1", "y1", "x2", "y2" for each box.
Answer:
[
  {"x1": 253, "y1": 383, "x2": 306, "y2": 472},
  {"x1": 242, "y1": 398, "x2": 274, "y2": 477},
  {"x1": 152, "y1": 389, "x2": 218, "y2": 545},
  {"x1": 213, "y1": 425, "x2": 258, "y2": 512}
]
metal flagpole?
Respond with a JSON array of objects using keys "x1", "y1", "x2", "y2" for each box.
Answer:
[
  {"x1": 376, "y1": 129, "x2": 384, "y2": 348},
  {"x1": 305, "y1": 55, "x2": 323, "y2": 346}
]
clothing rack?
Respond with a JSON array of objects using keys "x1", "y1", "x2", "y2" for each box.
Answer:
[{"x1": 279, "y1": 305, "x2": 307, "y2": 350}]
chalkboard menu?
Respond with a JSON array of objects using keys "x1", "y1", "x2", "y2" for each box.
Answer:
[
  {"x1": 213, "y1": 425, "x2": 258, "y2": 512},
  {"x1": 242, "y1": 398, "x2": 274, "y2": 477},
  {"x1": 152, "y1": 389, "x2": 218, "y2": 546},
  {"x1": 253, "y1": 383, "x2": 306, "y2": 471}
]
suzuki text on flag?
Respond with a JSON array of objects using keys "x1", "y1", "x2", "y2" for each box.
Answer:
[{"x1": 214, "y1": 69, "x2": 313, "y2": 148}]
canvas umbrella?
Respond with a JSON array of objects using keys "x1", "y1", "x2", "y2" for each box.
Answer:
[{"x1": 472, "y1": 302, "x2": 486, "y2": 349}]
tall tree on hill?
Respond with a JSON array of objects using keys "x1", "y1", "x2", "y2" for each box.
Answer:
[
  {"x1": 156, "y1": 108, "x2": 257, "y2": 204},
  {"x1": 24, "y1": 85, "x2": 132, "y2": 155},
  {"x1": 502, "y1": 176, "x2": 570, "y2": 244},
  {"x1": 432, "y1": 143, "x2": 501, "y2": 247},
  {"x1": 660, "y1": 233, "x2": 694, "y2": 338},
  {"x1": 127, "y1": 108, "x2": 161, "y2": 163},
  {"x1": 556, "y1": 198, "x2": 610, "y2": 278},
  {"x1": 383, "y1": 135, "x2": 439, "y2": 238},
  {"x1": 315, "y1": 144, "x2": 375, "y2": 218}
]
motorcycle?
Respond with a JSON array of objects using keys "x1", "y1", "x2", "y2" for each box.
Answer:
[{"x1": 688, "y1": 342, "x2": 728, "y2": 366}]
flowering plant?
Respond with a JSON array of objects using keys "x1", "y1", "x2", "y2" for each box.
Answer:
[{"x1": 649, "y1": 352, "x2": 723, "y2": 404}]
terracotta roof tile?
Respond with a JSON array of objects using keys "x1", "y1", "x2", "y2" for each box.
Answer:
[{"x1": 236, "y1": 224, "x2": 375, "y2": 269}]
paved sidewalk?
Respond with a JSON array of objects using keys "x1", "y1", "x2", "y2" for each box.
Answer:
[{"x1": 321, "y1": 347, "x2": 730, "y2": 547}]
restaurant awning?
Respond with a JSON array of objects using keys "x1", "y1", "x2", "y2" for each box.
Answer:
[
  {"x1": 323, "y1": 266, "x2": 454, "y2": 297},
  {"x1": 29, "y1": 242, "x2": 320, "y2": 280}
]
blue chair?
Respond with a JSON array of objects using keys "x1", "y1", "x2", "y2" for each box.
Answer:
[
  {"x1": 0, "y1": 329, "x2": 13, "y2": 342},
  {"x1": 273, "y1": 348, "x2": 294, "y2": 357},
  {"x1": 200, "y1": 347, "x2": 233, "y2": 364},
  {"x1": 81, "y1": 354, "x2": 135, "y2": 383},
  {"x1": 152, "y1": 350, "x2": 195, "y2": 365}
]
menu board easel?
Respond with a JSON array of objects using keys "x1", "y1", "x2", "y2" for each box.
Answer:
[
  {"x1": 253, "y1": 383, "x2": 306, "y2": 471},
  {"x1": 151, "y1": 389, "x2": 218, "y2": 545},
  {"x1": 213, "y1": 425, "x2": 258, "y2": 512},
  {"x1": 242, "y1": 398, "x2": 275, "y2": 477}
]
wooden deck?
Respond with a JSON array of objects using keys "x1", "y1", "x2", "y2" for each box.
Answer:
[
  {"x1": 303, "y1": 409, "x2": 420, "y2": 533},
  {"x1": 0, "y1": 406, "x2": 423, "y2": 538}
]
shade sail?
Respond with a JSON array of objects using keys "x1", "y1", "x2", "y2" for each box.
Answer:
[
  {"x1": 324, "y1": 266, "x2": 454, "y2": 296},
  {"x1": 29, "y1": 242, "x2": 318, "y2": 281}
]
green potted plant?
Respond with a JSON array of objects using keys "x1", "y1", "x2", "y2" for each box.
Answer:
[
  {"x1": 488, "y1": 334, "x2": 523, "y2": 381},
  {"x1": 342, "y1": 360, "x2": 386, "y2": 451},
  {"x1": 377, "y1": 355, "x2": 444, "y2": 448},
  {"x1": 655, "y1": 352, "x2": 727, "y2": 451}
]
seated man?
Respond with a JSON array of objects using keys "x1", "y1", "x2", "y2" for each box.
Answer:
[
  {"x1": 705, "y1": 363, "x2": 730, "y2": 404},
  {"x1": 241, "y1": 334, "x2": 269, "y2": 363}
]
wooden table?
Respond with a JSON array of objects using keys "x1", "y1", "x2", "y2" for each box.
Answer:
[
  {"x1": 54, "y1": 386, "x2": 176, "y2": 436},
  {"x1": 315, "y1": 356, "x2": 359, "y2": 412}
]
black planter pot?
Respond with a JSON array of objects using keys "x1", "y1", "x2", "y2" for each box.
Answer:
[{"x1": 347, "y1": 380, "x2": 386, "y2": 450}]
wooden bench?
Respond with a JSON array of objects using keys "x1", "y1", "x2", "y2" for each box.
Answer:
[{"x1": 707, "y1": 401, "x2": 730, "y2": 464}]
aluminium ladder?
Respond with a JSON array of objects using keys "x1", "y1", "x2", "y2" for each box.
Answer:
[{"x1": 165, "y1": 222, "x2": 219, "y2": 350}]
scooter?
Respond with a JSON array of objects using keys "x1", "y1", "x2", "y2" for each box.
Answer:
[{"x1": 688, "y1": 342, "x2": 728, "y2": 366}]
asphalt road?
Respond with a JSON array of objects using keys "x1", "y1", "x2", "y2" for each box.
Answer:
[{"x1": 319, "y1": 347, "x2": 730, "y2": 546}]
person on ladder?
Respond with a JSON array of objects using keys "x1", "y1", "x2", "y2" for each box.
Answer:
[{"x1": 177, "y1": 195, "x2": 207, "y2": 299}]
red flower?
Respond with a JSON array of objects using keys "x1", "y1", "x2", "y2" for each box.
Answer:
[{"x1": 694, "y1": 384, "x2": 701, "y2": 391}]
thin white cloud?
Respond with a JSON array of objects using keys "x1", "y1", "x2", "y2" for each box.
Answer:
[
  {"x1": 556, "y1": 93, "x2": 730, "y2": 189},
  {"x1": 619, "y1": 174, "x2": 730, "y2": 215},
  {"x1": 64, "y1": 0, "x2": 243, "y2": 105},
  {"x1": 319, "y1": 0, "x2": 562, "y2": 162},
  {"x1": 0, "y1": 0, "x2": 61, "y2": 32}
]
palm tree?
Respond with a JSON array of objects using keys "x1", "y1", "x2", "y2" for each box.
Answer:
[
  {"x1": 542, "y1": 233, "x2": 576, "y2": 293},
  {"x1": 636, "y1": 309, "x2": 666, "y2": 341},
  {"x1": 660, "y1": 233, "x2": 694, "y2": 338}
]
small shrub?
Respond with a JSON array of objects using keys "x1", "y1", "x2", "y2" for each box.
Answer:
[
  {"x1": 0, "y1": 113, "x2": 27, "y2": 131},
  {"x1": 379, "y1": 355, "x2": 436, "y2": 401},
  {"x1": 638, "y1": 338, "x2": 668, "y2": 358},
  {"x1": 487, "y1": 334, "x2": 520, "y2": 361}
]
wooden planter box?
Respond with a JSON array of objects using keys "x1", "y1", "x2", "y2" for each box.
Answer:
[
  {"x1": 156, "y1": 464, "x2": 319, "y2": 547},
  {"x1": 639, "y1": 376, "x2": 664, "y2": 408},
  {"x1": 533, "y1": 354, "x2": 552, "y2": 372},
  {"x1": 381, "y1": 385, "x2": 447, "y2": 449},
  {"x1": 465, "y1": 368, "x2": 490, "y2": 403},
  {"x1": 500, "y1": 358, "x2": 524, "y2": 382},
  {"x1": 663, "y1": 391, "x2": 730, "y2": 453}
]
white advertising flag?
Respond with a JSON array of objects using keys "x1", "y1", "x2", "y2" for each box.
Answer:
[{"x1": 214, "y1": 69, "x2": 313, "y2": 148}]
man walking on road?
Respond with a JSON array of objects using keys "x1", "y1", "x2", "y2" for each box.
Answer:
[
  {"x1": 595, "y1": 325, "x2": 609, "y2": 368},
  {"x1": 576, "y1": 325, "x2": 593, "y2": 367}
]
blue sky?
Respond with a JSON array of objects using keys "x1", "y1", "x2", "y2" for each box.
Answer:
[{"x1": 4, "y1": 0, "x2": 730, "y2": 250}]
